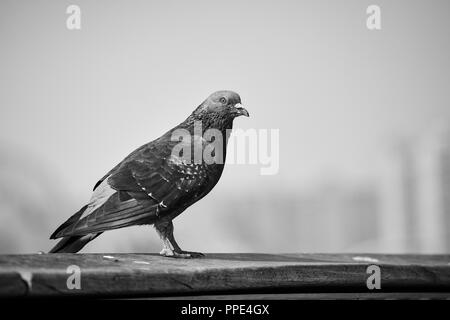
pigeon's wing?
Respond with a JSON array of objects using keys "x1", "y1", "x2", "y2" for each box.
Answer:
[
  {"x1": 53, "y1": 148, "x2": 211, "y2": 238},
  {"x1": 108, "y1": 155, "x2": 212, "y2": 214},
  {"x1": 92, "y1": 143, "x2": 150, "y2": 191},
  {"x1": 92, "y1": 167, "x2": 117, "y2": 191},
  {"x1": 53, "y1": 190, "x2": 159, "y2": 237}
]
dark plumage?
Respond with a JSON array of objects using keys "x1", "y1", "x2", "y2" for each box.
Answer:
[{"x1": 49, "y1": 90, "x2": 249, "y2": 257}]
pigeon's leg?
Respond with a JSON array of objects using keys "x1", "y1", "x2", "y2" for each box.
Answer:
[
  {"x1": 154, "y1": 221, "x2": 203, "y2": 258},
  {"x1": 154, "y1": 221, "x2": 186, "y2": 258},
  {"x1": 167, "y1": 222, "x2": 204, "y2": 258}
]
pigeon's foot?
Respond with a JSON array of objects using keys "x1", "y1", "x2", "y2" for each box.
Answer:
[
  {"x1": 159, "y1": 248, "x2": 204, "y2": 259},
  {"x1": 156, "y1": 221, "x2": 204, "y2": 258},
  {"x1": 175, "y1": 250, "x2": 205, "y2": 258}
]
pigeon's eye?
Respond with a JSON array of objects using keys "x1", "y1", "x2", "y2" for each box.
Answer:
[{"x1": 219, "y1": 97, "x2": 227, "y2": 104}]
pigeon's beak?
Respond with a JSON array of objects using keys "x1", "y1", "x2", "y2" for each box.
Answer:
[{"x1": 234, "y1": 103, "x2": 249, "y2": 117}]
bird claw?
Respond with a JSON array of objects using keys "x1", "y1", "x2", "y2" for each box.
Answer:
[
  {"x1": 177, "y1": 250, "x2": 205, "y2": 258},
  {"x1": 159, "y1": 248, "x2": 204, "y2": 259}
]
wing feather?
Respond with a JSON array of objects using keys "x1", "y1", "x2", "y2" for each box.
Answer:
[
  {"x1": 55, "y1": 192, "x2": 158, "y2": 237},
  {"x1": 54, "y1": 143, "x2": 216, "y2": 238}
]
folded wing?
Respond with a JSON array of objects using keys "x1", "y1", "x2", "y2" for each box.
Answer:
[{"x1": 52, "y1": 146, "x2": 211, "y2": 238}]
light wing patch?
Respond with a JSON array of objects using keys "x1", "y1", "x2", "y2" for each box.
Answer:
[
  {"x1": 80, "y1": 177, "x2": 116, "y2": 219},
  {"x1": 168, "y1": 154, "x2": 188, "y2": 166}
]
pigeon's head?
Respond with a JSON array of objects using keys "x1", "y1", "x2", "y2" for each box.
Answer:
[{"x1": 192, "y1": 90, "x2": 249, "y2": 128}]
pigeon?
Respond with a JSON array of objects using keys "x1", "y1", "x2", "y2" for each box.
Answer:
[{"x1": 49, "y1": 90, "x2": 249, "y2": 257}]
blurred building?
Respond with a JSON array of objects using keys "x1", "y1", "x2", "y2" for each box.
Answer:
[
  {"x1": 216, "y1": 181, "x2": 379, "y2": 253},
  {"x1": 378, "y1": 123, "x2": 450, "y2": 253},
  {"x1": 219, "y1": 122, "x2": 450, "y2": 254},
  {"x1": 414, "y1": 124, "x2": 450, "y2": 252}
]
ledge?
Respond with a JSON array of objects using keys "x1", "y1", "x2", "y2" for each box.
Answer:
[{"x1": 1, "y1": 253, "x2": 450, "y2": 298}]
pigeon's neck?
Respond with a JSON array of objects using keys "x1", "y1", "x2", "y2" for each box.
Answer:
[
  {"x1": 181, "y1": 114, "x2": 234, "y2": 135},
  {"x1": 175, "y1": 115, "x2": 234, "y2": 165}
]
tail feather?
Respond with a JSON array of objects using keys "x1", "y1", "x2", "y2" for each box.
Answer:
[
  {"x1": 49, "y1": 233, "x2": 101, "y2": 253},
  {"x1": 50, "y1": 205, "x2": 88, "y2": 239}
]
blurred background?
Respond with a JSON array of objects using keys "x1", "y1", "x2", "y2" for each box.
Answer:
[{"x1": 1, "y1": 0, "x2": 449, "y2": 254}]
